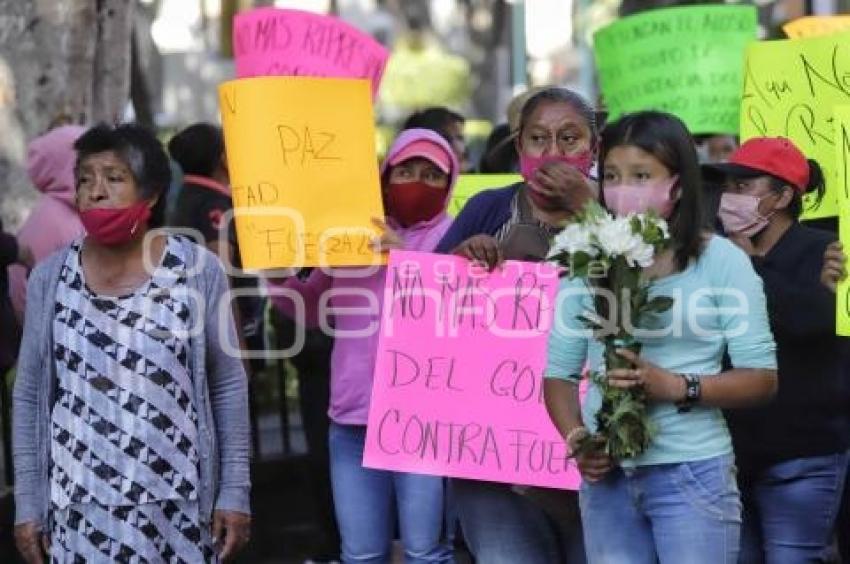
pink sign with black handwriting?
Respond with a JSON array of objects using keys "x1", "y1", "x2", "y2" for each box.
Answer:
[{"x1": 364, "y1": 251, "x2": 581, "y2": 490}]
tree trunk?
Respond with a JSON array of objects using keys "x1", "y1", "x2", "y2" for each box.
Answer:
[
  {"x1": 464, "y1": 0, "x2": 509, "y2": 123},
  {"x1": 92, "y1": 0, "x2": 135, "y2": 123},
  {"x1": 221, "y1": 0, "x2": 240, "y2": 58},
  {"x1": 0, "y1": 0, "x2": 135, "y2": 228},
  {"x1": 130, "y1": 27, "x2": 154, "y2": 128}
]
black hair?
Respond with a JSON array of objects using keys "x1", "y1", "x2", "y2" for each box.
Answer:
[
  {"x1": 518, "y1": 87, "x2": 598, "y2": 141},
  {"x1": 74, "y1": 123, "x2": 172, "y2": 228},
  {"x1": 599, "y1": 111, "x2": 705, "y2": 271},
  {"x1": 167, "y1": 123, "x2": 225, "y2": 177},
  {"x1": 402, "y1": 107, "x2": 465, "y2": 143},
  {"x1": 692, "y1": 133, "x2": 716, "y2": 144},
  {"x1": 478, "y1": 123, "x2": 518, "y2": 173},
  {"x1": 768, "y1": 159, "x2": 826, "y2": 220}
]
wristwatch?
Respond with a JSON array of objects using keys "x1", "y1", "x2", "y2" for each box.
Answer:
[{"x1": 676, "y1": 373, "x2": 701, "y2": 413}]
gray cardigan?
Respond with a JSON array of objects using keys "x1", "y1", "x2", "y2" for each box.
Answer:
[{"x1": 13, "y1": 237, "x2": 251, "y2": 527}]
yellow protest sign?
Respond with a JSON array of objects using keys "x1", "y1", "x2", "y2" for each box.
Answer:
[
  {"x1": 834, "y1": 106, "x2": 850, "y2": 335},
  {"x1": 784, "y1": 15, "x2": 850, "y2": 39},
  {"x1": 450, "y1": 174, "x2": 522, "y2": 217},
  {"x1": 740, "y1": 33, "x2": 850, "y2": 219},
  {"x1": 218, "y1": 77, "x2": 385, "y2": 269}
]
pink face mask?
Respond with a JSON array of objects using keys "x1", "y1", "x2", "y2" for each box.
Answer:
[
  {"x1": 519, "y1": 151, "x2": 594, "y2": 183},
  {"x1": 603, "y1": 176, "x2": 679, "y2": 218},
  {"x1": 718, "y1": 192, "x2": 774, "y2": 238}
]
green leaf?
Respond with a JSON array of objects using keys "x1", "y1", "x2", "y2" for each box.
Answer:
[
  {"x1": 640, "y1": 296, "x2": 674, "y2": 315},
  {"x1": 630, "y1": 215, "x2": 642, "y2": 235},
  {"x1": 576, "y1": 312, "x2": 603, "y2": 332},
  {"x1": 631, "y1": 287, "x2": 648, "y2": 312}
]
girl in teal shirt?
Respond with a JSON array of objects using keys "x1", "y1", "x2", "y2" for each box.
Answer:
[{"x1": 544, "y1": 111, "x2": 778, "y2": 564}]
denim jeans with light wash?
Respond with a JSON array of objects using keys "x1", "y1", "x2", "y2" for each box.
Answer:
[
  {"x1": 329, "y1": 423, "x2": 454, "y2": 564},
  {"x1": 453, "y1": 479, "x2": 586, "y2": 564},
  {"x1": 580, "y1": 454, "x2": 742, "y2": 564},
  {"x1": 739, "y1": 450, "x2": 849, "y2": 564}
]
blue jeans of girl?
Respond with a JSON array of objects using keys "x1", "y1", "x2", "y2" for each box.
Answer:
[{"x1": 580, "y1": 454, "x2": 742, "y2": 564}]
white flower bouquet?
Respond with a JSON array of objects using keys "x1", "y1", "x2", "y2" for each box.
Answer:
[{"x1": 548, "y1": 202, "x2": 673, "y2": 459}]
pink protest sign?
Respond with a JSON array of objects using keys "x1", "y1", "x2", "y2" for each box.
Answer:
[
  {"x1": 233, "y1": 8, "x2": 388, "y2": 99},
  {"x1": 364, "y1": 251, "x2": 581, "y2": 490}
]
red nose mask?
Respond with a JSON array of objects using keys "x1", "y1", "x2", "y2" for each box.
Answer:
[
  {"x1": 80, "y1": 201, "x2": 151, "y2": 245},
  {"x1": 386, "y1": 182, "x2": 446, "y2": 227}
]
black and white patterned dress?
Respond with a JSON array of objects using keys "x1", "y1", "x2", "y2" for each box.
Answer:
[{"x1": 49, "y1": 236, "x2": 216, "y2": 563}]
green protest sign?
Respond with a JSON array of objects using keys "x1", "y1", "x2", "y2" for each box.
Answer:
[
  {"x1": 594, "y1": 4, "x2": 757, "y2": 135},
  {"x1": 450, "y1": 174, "x2": 522, "y2": 217}
]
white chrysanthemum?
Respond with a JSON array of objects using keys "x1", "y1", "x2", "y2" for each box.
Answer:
[
  {"x1": 628, "y1": 241, "x2": 655, "y2": 268},
  {"x1": 548, "y1": 222, "x2": 598, "y2": 258},
  {"x1": 593, "y1": 216, "x2": 642, "y2": 258}
]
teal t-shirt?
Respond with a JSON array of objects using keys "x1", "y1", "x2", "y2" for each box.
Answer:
[{"x1": 545, "y1": 235, "x2": 777, "y2": 467}]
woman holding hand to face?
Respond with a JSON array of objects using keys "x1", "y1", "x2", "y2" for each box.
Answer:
[{"x1": 436, "y1": 87, "x2": 599, "y2": 564}]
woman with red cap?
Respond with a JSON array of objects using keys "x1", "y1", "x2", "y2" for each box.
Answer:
[{"x1": 705, "y1": 137, "x2": 849, "y2": 563}]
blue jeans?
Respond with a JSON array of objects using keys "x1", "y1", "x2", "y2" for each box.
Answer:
[
  {"x1": 453, "y1": 479, "x2": 586, "y2": 564},
  {"x1": 739, "y1": 451, "x2": 849, "y2": 564},
  {"x1": 580, "y1": 454, "x2": 742, "y2": 564},
  {"x1": 329, "y1": 423, "x2": 453, "y2": 564}
]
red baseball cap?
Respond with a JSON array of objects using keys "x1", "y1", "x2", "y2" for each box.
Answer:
[
  {"x1": 388, "y1": 139, "x2": 452, "y2": 174},
  {"x1": 703, "y1": 137, "x2": 810, "y2": 192}
]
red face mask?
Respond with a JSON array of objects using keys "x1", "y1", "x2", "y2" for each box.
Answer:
[
  {"x1": 80, "y1": 201, "x2": 151, "y2": 245},
  {"x1": 386, "y1": 182, "x2": 447, "y2": 227}
]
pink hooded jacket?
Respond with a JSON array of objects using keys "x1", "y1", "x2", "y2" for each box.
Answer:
[
  {"x1": 9, "y1": 125, "x2": 86, "y2": 321},
  {"x1": 270, "y1": 129, "x2": 459, "y2": 425}
]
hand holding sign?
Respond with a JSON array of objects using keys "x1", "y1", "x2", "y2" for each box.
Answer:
[
  {"x1": 369, "y1": 217, "x2": 404, "y2": 253},
  {"x1": 822, "y1": 241, "x2": 846, "y2": 293},
  {"x1": 833, "y1": 106, "x2": 850, "y2": 335}
]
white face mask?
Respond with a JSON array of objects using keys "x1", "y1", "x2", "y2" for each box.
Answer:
[{"x1": 718, "y1": 192, "x2": 775, "y2": 237}]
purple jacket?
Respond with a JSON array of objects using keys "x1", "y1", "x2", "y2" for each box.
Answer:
[{"x1": 270, "y1": 129, "x2": 459, "y2": 424}]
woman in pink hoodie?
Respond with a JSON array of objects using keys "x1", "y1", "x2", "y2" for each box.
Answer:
[
  {"x1": 8, "y1": 125, "x2": 86, "y2": 322},
  {"x1": 270, "y1": 129, "x2": 458, "y2": 564}
]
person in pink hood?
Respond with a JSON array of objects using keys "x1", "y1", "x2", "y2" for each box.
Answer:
[
  {"x1": 269, "y1": 128, "x2": 458, "y2": 564},
  {"x1": 8, "y1": 125, "x2": 86, "y2": 322}
]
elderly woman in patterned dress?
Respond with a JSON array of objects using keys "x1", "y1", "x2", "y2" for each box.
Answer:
[{"x1": 13, "y1": 124, "x2": 251, "y2": 563}]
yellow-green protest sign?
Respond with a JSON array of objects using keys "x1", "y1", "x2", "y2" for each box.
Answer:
[
  {"x1": 218, "y1": 76, "x2": 385, "y2": 269},
  {"x1": 740, "y1": 33, "x2": 850, "y2": 219},
  {"x1": 834, "y1": 106, "x2": 850, "y2": 335},
  {"x1": 784, "y1": 15, "x2": 850, "y2": 39},
  {"x1": 450, "y1": 174, "x2": 522, "y2": 217},
  {"x1": 593, "y1": 4, "x2": 756, "y2": 135}
]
